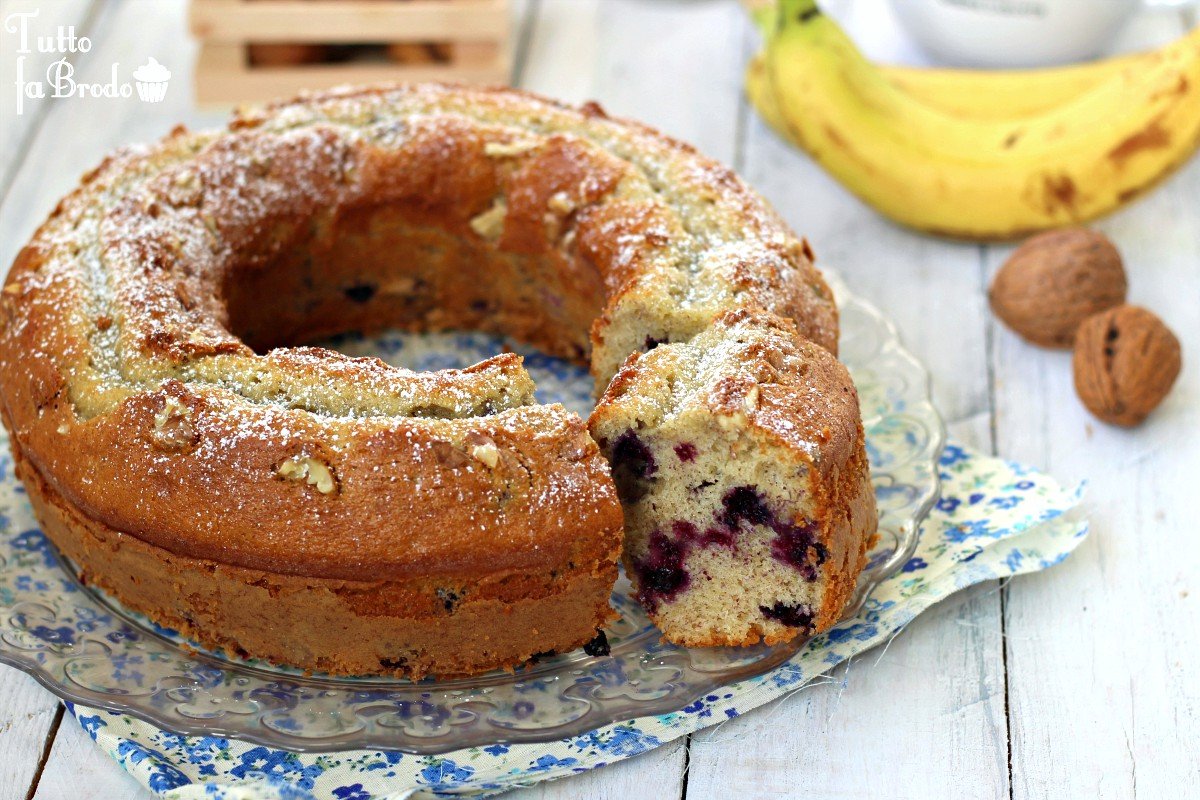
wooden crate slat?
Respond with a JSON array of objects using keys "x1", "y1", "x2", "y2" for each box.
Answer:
[
  {"x1": 191, "y1": 0, "x2": 510, "y2": 44},
  {"x1": 201, "y1": 41, "x2": 246, "y2": 70},
  {"x1": 195, "y1": 42, "x2": 512, "y2": 106},
  {"x1": 451, "y1": 41, "x2": 502, "y2": 68}
]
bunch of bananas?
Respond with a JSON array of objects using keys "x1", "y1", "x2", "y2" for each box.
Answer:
[{"x1": 746, "y1": 0, "x2": 1200, "y2": 240}]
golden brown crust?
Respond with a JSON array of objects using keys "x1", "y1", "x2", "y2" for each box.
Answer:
[
  {"x1": 22, "y1": 391, "x2": 617, "y2": 581},
  {"x1": 699, "y1": 312, "x2": 876, "y2": 636}
]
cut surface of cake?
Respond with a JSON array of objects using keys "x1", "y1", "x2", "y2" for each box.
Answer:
[{"x1": 591, "y1": 310, "x2": 875, "y2": 646}]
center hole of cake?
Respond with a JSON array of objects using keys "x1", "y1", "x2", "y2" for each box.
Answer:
[{"x1": 220, "y1": 204, "x2": 605, "y2": 370}]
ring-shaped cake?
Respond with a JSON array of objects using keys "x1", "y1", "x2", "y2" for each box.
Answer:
[{"x1": 0, "y1": 84, "x2": 875, "y2": 677}]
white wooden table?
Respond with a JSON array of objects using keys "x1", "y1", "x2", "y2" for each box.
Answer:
[{"x1": 1, "y1": 1, "x2": 1197, "y2": 797}]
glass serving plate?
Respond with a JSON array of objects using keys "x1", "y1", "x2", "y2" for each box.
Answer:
[{"x1": 0, "y1": 271, "x2": 944, "y2": 754}]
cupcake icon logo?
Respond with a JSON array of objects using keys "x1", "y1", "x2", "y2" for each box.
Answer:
[{"x1": 133, "y1": 57, "x2": 170, "y2": 103}]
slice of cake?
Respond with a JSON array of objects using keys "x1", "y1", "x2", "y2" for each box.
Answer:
[{"x1": 590, "y1": 309, "x2": 876, "y2": 646}]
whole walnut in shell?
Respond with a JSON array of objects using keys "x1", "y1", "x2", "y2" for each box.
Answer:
[
  {"x1": 1073, "y1": 305, "x2": 1181, "y2": 428},
  {"x1": 990, "y1": 228, "x2": 1127, "y2": 348}
]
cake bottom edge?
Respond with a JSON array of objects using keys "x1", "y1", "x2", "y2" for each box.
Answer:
[{"x1": 13, "y1": 447, "x2": 618, "y2": 680}]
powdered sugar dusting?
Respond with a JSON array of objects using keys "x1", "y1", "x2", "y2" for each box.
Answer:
[{"x1": 1, "y1": 83, "x2": 849, "y2": 583}]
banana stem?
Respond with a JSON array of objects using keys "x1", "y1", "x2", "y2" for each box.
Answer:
[{"x1": 776, "y1": 0, "x2": 820, "y2": 34}]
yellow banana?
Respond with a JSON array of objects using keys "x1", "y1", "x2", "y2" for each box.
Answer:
[
  {"x1": 748, "y1": 51, "x2": 1148, "y2": 122},
  {"x1": 883, "y1": 58, "x2": 1144, "y2": 120},
  {"x1": 746, "y1": 55, "x2": 788, "y2": 135},
  {"x1": 745, "y1": 0, "x2": 1145, "y2": 121},
  {"x1": 758, "y1": 0, "x2": 1200, "y2": 239}
]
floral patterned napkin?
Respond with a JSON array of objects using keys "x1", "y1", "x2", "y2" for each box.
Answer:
[{"x1": 62, "y1": 441, "x2": 1086, "y2": 800}]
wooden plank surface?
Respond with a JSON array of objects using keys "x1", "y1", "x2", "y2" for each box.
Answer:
[
  {"x1": 0, "y1": 0, "x2": 96, "y2": 208},
  {"x1": 992, "y1": 11, "x2": 1200, "y2": 800},
  {"x1": 517, "y1": 0, "x2": 746, "y2": 161},
  {"x1": 30, "y1": 719, "x2": 146, "y2": 800},
  {"x1": 0, "y1": 676, "x2": 61, "y2": 800}
]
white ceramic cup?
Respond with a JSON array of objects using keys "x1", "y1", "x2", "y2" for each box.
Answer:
[{"x1": 889, "y1": 0, "x2": 1185, "y2": 68}]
